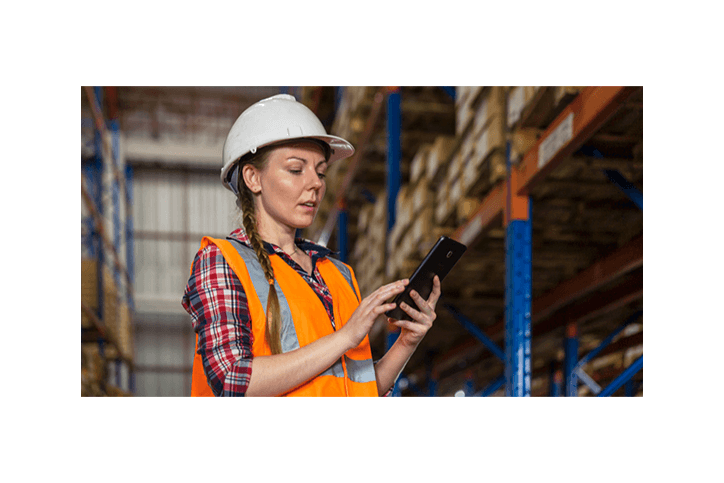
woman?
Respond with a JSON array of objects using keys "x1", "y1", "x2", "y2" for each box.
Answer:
[{"x1": 182, "y1": 94, "x2": 440, "y2": 396}]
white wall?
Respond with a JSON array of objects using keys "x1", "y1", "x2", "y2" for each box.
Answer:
[{"x1": 131, "y1": 166, "x2": 238, "y2": 396}]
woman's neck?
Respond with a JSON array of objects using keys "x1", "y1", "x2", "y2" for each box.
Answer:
[{"x1": 256, "y1": 218, "x2": 297, "y2": 255}]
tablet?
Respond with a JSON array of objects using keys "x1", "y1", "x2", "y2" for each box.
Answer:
[{"x1": 385, "y1": 236, "x2": 467, "y2": 321}]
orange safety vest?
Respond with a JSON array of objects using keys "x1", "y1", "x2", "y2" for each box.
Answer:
[{"x1": 190, "y1": 237, "x2": 379, "y2": 397}]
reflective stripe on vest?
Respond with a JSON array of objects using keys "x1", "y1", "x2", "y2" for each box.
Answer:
[
  {"x1": 227, "y1": 239, "x2": 300, "y2": 352},
  {"x1": 190, "y1": 237, "x2": 378, "y2": 396}
]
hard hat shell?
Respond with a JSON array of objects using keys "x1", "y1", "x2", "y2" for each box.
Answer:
[{"x1": 220, "y1": 94, "x2": 354, "y2": 193}]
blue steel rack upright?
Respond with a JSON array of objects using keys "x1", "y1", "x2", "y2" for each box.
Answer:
[
  {"x1": 385, "y1": 86, "x2": 402, "y2": 397},
  {"x1": 504, "y1": 140, "x2": 532, "y2": 396}
]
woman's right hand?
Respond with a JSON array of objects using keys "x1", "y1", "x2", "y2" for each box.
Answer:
[{"x1": 339, "y1": 279, "x2": 409, "y2": 350}]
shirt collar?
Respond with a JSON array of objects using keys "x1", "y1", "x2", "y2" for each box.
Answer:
[{"x1": 226, "y1": 227, "x2": 336, "y2": 259}]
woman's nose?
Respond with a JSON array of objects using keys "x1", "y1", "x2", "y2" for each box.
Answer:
[{"x1": 309, "y1": 171, "x2": 323, "y2": 189}]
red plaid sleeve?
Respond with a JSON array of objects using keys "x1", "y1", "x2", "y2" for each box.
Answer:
[{"x1": 182, "y1": 244, "x2": 254, "y2": 397}]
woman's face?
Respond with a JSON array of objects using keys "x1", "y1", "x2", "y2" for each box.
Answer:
[{"x1": 245, "y1": 141, "x2": 328, "y2": 233}]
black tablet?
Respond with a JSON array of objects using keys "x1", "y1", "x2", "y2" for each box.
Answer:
[{"x1": 385, "y1": 236, "x2": 467, "y2": 321}]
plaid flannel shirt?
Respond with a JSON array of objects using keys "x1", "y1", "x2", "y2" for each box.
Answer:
[{"x1": 182, "y1": 228, "x2": 389, "y2": 396}]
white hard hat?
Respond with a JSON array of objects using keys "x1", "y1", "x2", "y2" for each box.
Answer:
[{"x1": 221, "y1": 93, "x2": 355, "y2": 194}]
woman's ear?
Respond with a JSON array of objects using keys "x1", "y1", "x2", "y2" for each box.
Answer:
[{"x1": 242, "y1": 164, "x2": 262, "y2": 195}]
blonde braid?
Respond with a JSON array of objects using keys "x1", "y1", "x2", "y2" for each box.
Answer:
[{"x1": 237, "y1": 158, "x2": 284, "y2": 355}]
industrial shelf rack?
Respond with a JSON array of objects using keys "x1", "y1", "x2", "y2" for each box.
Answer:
[
  {"x1": 317, "y1": 86, "x2": 643, "y2": 396},
  {"x1": 81, "y1": 86, "x2": 135, "y2": 396}
]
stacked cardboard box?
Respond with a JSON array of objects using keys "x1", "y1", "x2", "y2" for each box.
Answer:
[
  {"x1": 460, "y1": 86, "x2": 508, "y2": 197},
  {"x1": 421, "y1": 135, "x2": 456, "y2": 226},
  {"x1": 386, "y1": 186, "x2": 411, "y2": 280},
  {"x1": 507, "y1": 86, "x2": 540, "y2": 129},
  {"x1": 455, "y1": 86, "x2": 483, "y2": 135},
  {"x1": 353, "y1": 194, "x2": 387, "y2": 297},
  {"x1": 402, "y1": 155, "x2": 435, "y2": 269},
  {"x1": 435, "y1": 148, "x2": 463, "y2": 226}
]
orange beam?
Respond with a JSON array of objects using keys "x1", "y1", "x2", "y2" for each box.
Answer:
[
  {"x1": 532, "y1": 234, "x2": 643, "y2": 323},
  {"x1": 451, "y1": 182, "x2": 505, "y2": 246},
  {"x1": 505, "y1": 167, "x2": 529, "y2": 224}
]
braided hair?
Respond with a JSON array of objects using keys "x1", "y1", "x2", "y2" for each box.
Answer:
[{"x1": 234, "y1": 146, "x2": 284, "y2": 355}]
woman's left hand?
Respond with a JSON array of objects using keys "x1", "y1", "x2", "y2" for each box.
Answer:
[{"x1": 388, "y1": 275, "x2": 441, "y2": 348}]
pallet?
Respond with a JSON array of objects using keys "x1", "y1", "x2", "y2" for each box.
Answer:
[{"x1": 471, "y1": 86, "x2": 506, "y2": 137}]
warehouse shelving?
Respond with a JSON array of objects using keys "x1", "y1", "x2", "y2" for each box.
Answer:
[
  {"x1": 322, "y1": 86, "x2": 642, "y2": 396},
  {"x1": 81, "y1": 86, "x2": 135, "y2": 396},
  {"x1": 448, "y1": 86, "x2": 642, "y2": 396}
]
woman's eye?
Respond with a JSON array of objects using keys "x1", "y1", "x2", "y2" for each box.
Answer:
[
  {"x1": 317, "y1": 173, "x2": 327, "y2": 180},
  {"x1": 289, "y1": 169, "x2": 302, "y2": 175}
]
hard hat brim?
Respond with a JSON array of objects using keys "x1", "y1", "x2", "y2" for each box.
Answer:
[{"x1": 220, "y1": 134, "x2": 355, "y2": 193}]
